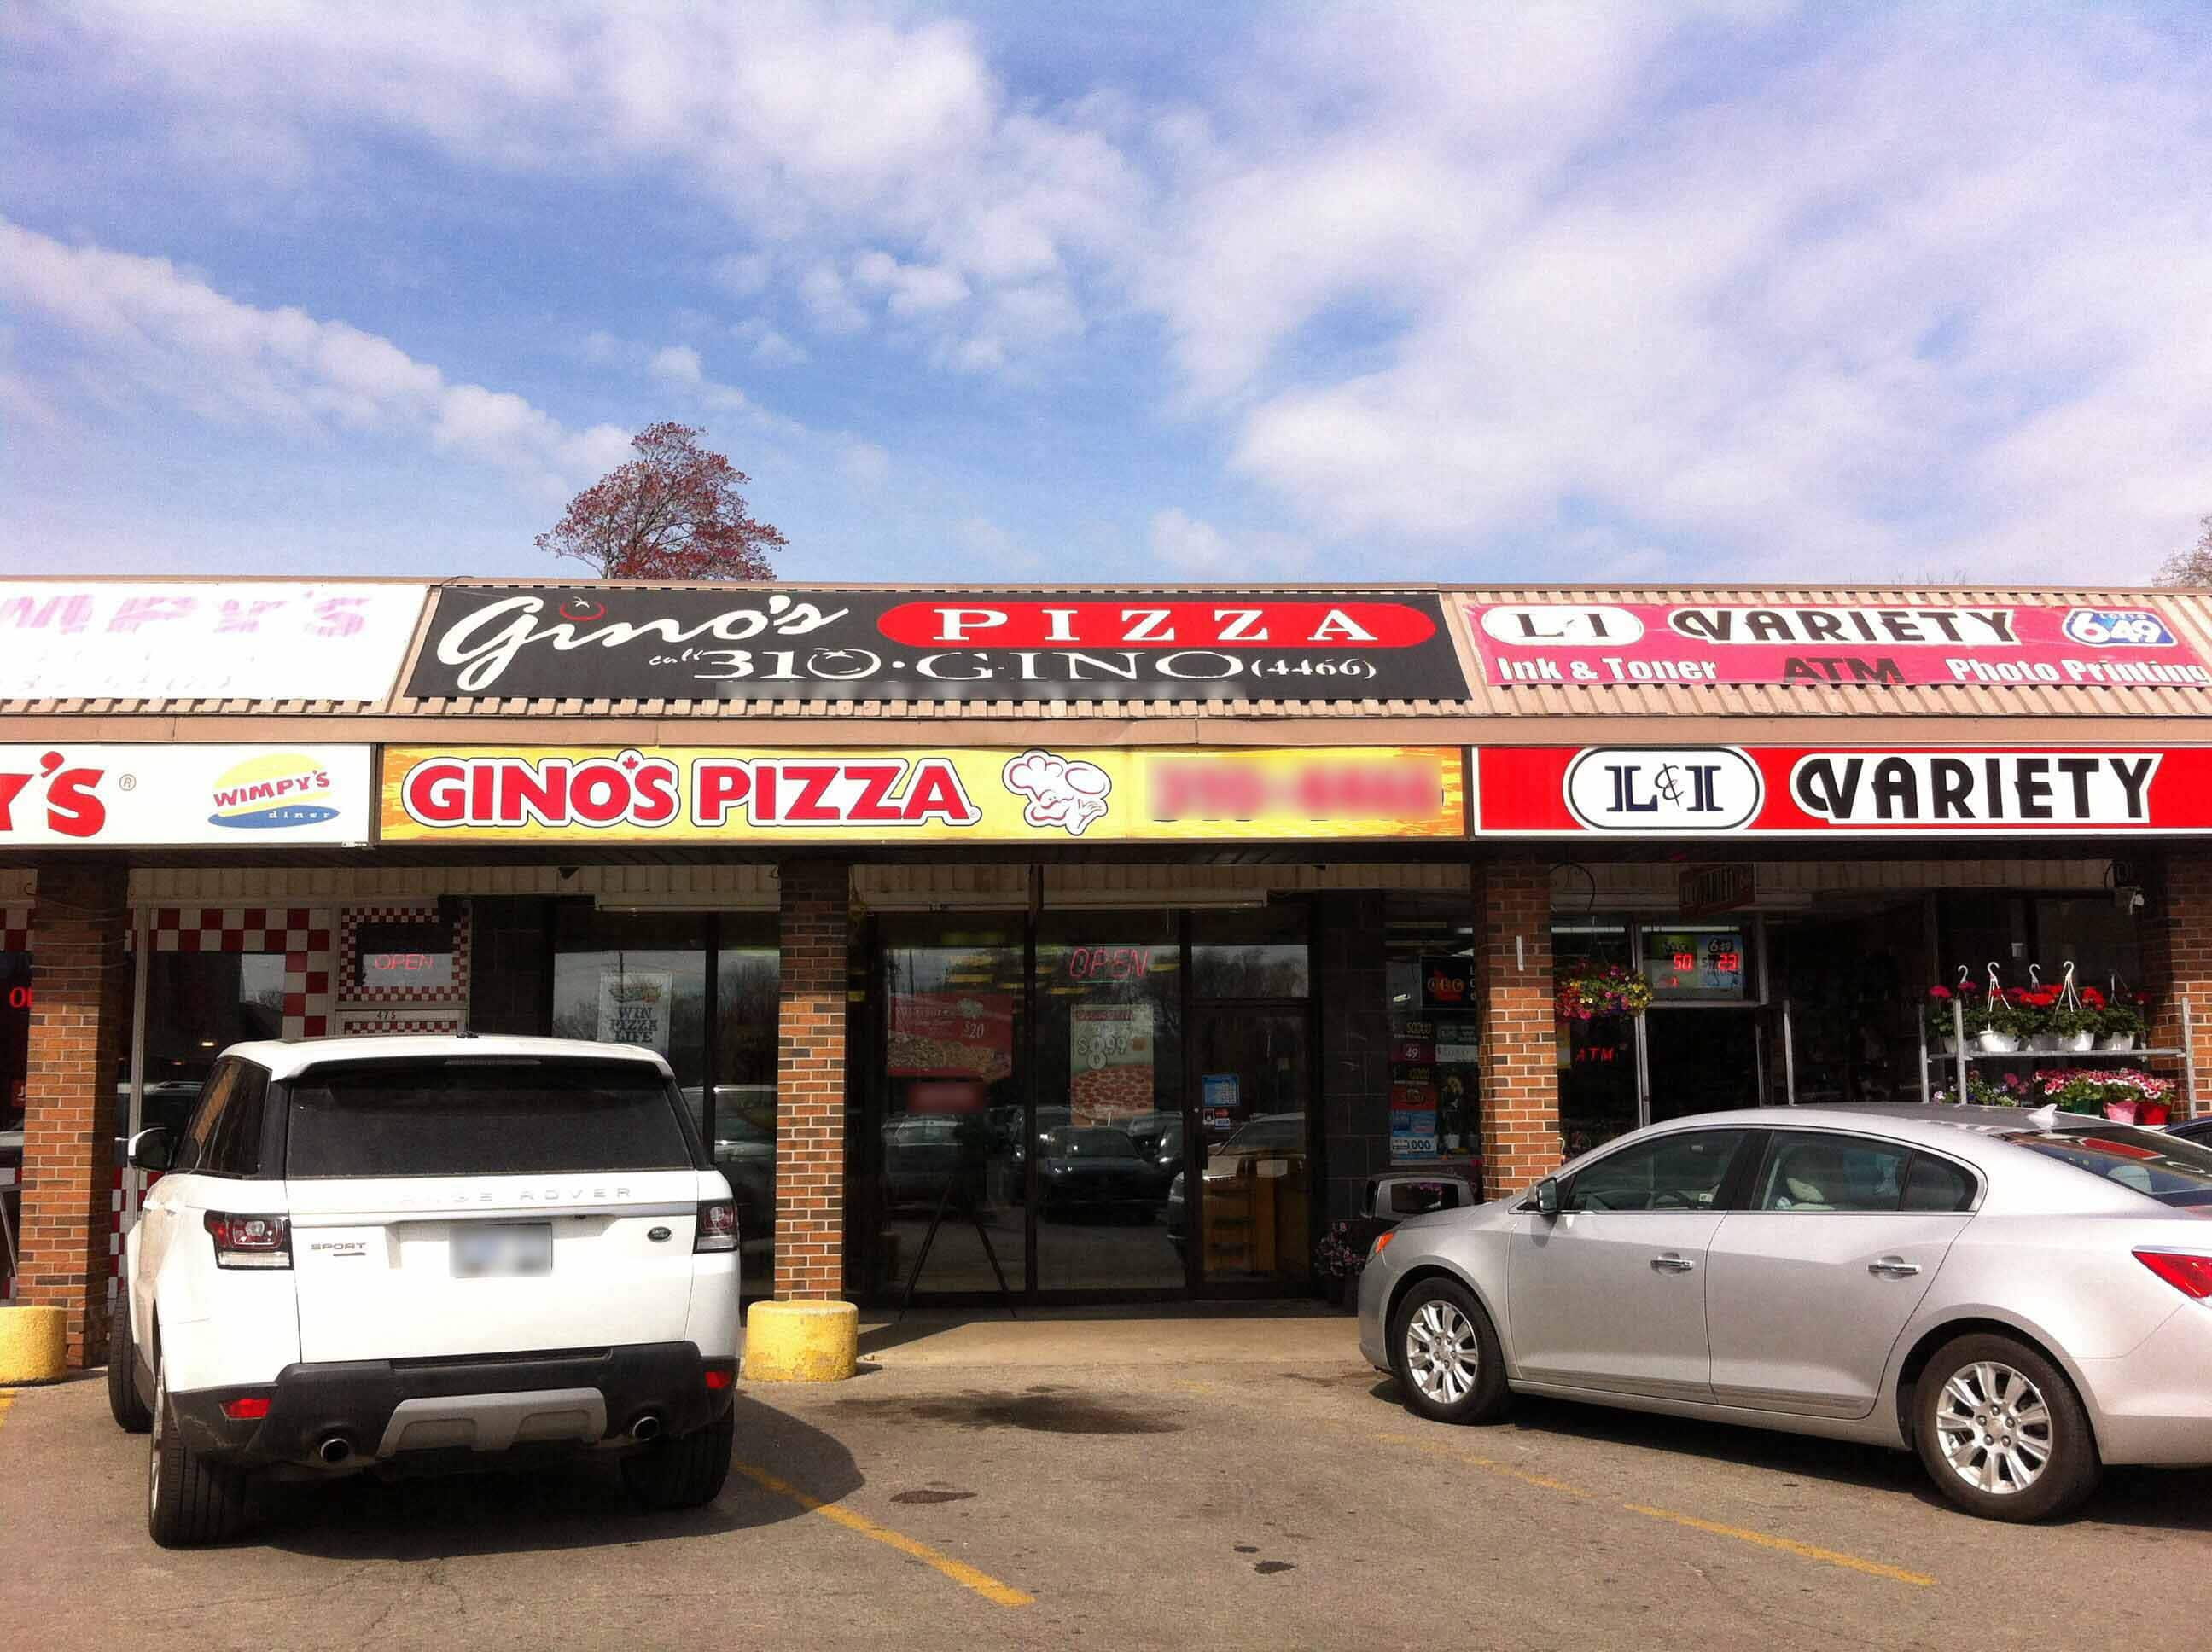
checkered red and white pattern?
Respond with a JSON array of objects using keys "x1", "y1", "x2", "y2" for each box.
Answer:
[
  {"x1": 140, "y1": 905, "x2": 337, "y2": 1039},
  {"x1": 106, "y1": 1165, "x2": 164, "y2": 1300},
  {"x1": 337, "y1": 902, "x2": 470, "y2": 1006},
  {"x1": 1, "y1": 904, "x2": 27, "y2": 953}
]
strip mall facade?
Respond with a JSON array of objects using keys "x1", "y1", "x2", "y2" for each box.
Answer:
[{"x1": 5, "y1": 578, "x2": 2211, "y2": 1364}]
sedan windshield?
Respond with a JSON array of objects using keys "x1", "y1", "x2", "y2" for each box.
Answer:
[{"x1": 2004, "y1": 1127, "x2": 2212, "y2": 1209}]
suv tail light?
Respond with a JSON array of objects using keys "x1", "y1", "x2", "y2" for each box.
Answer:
[
  {"x1": 695, "y1": 1199, "x2": 738, "y2": 1254},
  {"x1": 2135, "y1": 1248, "x2": 2212, "y2": 1299},
  {"x1": 205, "y1": 1212, "x2": 291, "y2": 1270}
]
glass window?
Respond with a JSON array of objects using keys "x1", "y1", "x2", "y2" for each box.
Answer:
[
  {"x1": 1565, "y1": 1128, "x2": 1748, "y2": 1213},
  {"x1": 1, "y1": 947, "x2": 27, "y2": 1137},
  {"x1": 878, "y1": 918, "x2": 1027, "y2": 1295},
  {"x1": 2003, "y1": 1129, "x2": 2212, "y2": 1209},
  {"x1": 139, "y1": 951, "x2": 287, "y2": 1106},
  {"x1": 550, "y1": 910, "x2": 707, "y2": 1090},
  {"x1": 1383, "y1": 898, "x2": 1479, "y2": 1169},
  {"x1": 202, "y1": 1062, "x2": 270, "y2": 1177},
  {"x1": 1755, "y1": 1131, "x2": 1910, "y2": 1213},
  {"x1": 1192, "y1": 905, "x2": 1309, "y2": 998},
  {"x1": 1902, "y1": 1154, "x2": 1977, "y2": 1212},
  {"x1": 1554, "y1": 923, "x2": 1637, "y2": 1155},
  {"x1": 1034, "y1": 912, "x2": 1181, "y2": 1291},
  {"x1": 172, "y1": 1062, "x2": 238, "y2": 1174},
  {"x1": 708, "y1": 919, "x2": 779, "y2": 1283},
  {"x1": 285, "y1": 1057, "x2": 694, "y2": 1178}
]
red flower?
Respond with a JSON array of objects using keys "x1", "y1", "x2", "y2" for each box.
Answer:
[
  {"x1": 2081, "y1": 987, "x2": 2106, "y2": 1008},
  {"x1": 1929, "y1": 986, "x2": 1953, "y2": 1000}
]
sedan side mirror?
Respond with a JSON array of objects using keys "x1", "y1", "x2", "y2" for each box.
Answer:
[
  {"x1": 127, "y1": 1126, "x2": 172, "y2": 1173},
  {"x1": 1519, "y1": 1177, "x2": 1561, "y2": 1219}
]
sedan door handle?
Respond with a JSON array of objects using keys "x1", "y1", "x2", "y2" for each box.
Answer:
[
  {"x1": 1868, "y1": 1257, "x2": 1921, "y2": 1278},
  {"x1": 1650, "y1": 1254, "x2": 1696, "y2": 1274}
]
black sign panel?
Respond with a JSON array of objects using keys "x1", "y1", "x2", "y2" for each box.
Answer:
[{"x1": 405, "y1": 587, "x2": 1473, "y2": 704}]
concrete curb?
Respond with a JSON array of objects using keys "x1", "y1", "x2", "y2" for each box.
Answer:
[
  {"x1": 743, "y1": 1300, "x2": 859, "y2": 1382},
  {"x1": 0, "y1": 1306, "x2": 68, "y2": 1385}
]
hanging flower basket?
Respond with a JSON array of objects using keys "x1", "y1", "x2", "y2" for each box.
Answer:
[{"x1": 1556, "y1": 960, "x2": 1655, "y2": 1023}]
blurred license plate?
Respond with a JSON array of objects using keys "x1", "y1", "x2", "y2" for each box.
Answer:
[{"x1": 452, "y1": 1223, "x2": 552, "y2": 1278}]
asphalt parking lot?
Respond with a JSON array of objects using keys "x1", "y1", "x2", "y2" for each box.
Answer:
[{"x1": 3, "y1": 1312, "x2": 2209, "y2": 1652}]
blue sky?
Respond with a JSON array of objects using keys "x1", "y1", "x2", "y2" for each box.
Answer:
[{"x1": 3, "y1": 2, "x2": 2208, "y2": 585}]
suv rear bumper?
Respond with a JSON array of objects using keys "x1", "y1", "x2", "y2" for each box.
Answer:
[{"x1": 170, "y1": 1341, "x2": 737, "y2": 1468}]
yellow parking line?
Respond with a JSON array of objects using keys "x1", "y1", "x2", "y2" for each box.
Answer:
[
  {"x1": 1623, "y1": 1504, "x2": 1936, "y2": 1587},
  {"x1": 1355, "y1": 1417, "x2": 1931, "y2": 1588},
  {"x1": 732, "y1": 1461, "x2": 1035, "y2": 1608}
]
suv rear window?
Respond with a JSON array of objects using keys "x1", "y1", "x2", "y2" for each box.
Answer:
[
  {"x1": 2004, "y1": 1127, "x2": 2212, "y2": 1209},
  {"x1": 284, "y1": 1058, "x2": 695, "y2": 1179}
]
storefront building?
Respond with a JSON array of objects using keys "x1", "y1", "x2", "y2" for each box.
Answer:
[{"x1": 6, "y1": 579, "x2": 2212, "y2": 1361}]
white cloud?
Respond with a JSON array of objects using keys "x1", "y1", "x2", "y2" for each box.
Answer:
[
  {"x1": 853, "y1": 250, "x2": 970, "y2": 316},
  {"x1": 732, "y1": 317, "x2": 806, "y2": 366},
  {"x1": 1148, "y1": 509, "x2": 1311, "y2": 578},
  {"x1": 840, "y1": 439, "x2": 889, "y2": 488},
  {"x1": 0, "y1": 217, "x2": 625, "y2": 491},
  {"x1": 798, "y1": 262, "x2": 868, "y2": 335}
]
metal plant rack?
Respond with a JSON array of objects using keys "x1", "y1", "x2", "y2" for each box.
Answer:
[{"x1": 1916, "y1": 995, "x2": 2202, "y2": 1119}]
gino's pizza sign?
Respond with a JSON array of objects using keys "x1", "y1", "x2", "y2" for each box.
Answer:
[
  {"x1": 1474, "y1": 746, "x2": 2210, "y2": 836},
  {"x1": 377, "y1": 746, "x2": 1466, "y2": 844},
  {"x1": 403, "y1": 586, "x2": 1471, "y2": 704}
]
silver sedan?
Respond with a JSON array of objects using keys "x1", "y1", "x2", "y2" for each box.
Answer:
[{"x1": 1358, "y1": 1104, "x2": 2212, "y2": 1521}]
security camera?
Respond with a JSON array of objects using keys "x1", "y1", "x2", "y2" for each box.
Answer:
[{"x1": 2115, "y1": 884, "x2": 2145, "y2": 916}]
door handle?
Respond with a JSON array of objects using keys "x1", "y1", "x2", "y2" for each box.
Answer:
[
  {"x1": 1650, "y1": 1254, "x2": 1696, "y2": 1274},
  {"x1": 1868, "y1": 1257, "x2": 1921, "y2": 1278}
]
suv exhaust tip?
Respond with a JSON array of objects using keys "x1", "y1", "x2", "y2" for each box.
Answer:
[
  {"x1": 631, "y1": 1414, "x2": 663, "y2": 1443},
  {"x1": 317, "y1": 1435, "x2": 354, "y2": 1466}
]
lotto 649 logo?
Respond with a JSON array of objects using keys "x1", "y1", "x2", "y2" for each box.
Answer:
[
  {"x1": 0, "y1": 750, "x2": 108, "y2": 839},
  {"x1": 2062, "y1": 609, "x2": 2176, "y2": 648}
]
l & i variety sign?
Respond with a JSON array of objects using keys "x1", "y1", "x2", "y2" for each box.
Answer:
[
  {"x1": 405, "y1": 586, "x2": 1471, "y2": 703},
  {"x1": 378, "y1": 745, "x2": 1465, "y2": 843},
  {"x1": 1460, "y1": 599, "x2": 2209, "y2": 689},
  {"x1": 1476, "y1": 746, "x2": 2212, "y2": 836}
]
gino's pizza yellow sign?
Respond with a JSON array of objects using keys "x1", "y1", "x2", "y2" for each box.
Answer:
[{"x1": 377, "y1": 746, "x2": 1464, "y2": 843}]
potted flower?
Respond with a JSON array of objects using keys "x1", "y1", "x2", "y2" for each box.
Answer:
[
  {"x1": 1555, "y1": 959, "x2": 1656, "y2": 1023},
  {"x1": 1935, "y1": 1071, "x2": 2029, "y2": 1107},
  {"x1": 1972, "y1": 986, "x2": 2025, "y2": 1055},
  {"x1": 1924, "y1": 986, "x2": 1963, "y2": 1055},
  {"x1": 2034, "y1": 1067, "x2": 2175, "y2": 1125},
  {"x1": 2017, "y1": 986, "x2": 2062, "y2": 1052},
  {"x1": 2099, "y1": 991, "x2": 2150, "y2": 1052},
  {"x1": 1313, "y1": 1219, "x2": 1387, "y2": 1309},
  {"x1": 2046, "y1": 990, "x2": 2101, "y2": 1055}
]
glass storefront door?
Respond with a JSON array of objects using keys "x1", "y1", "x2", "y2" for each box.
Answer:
[
  {"x1": 864, "y1": 902, "x2": 1318, "y2": 1303},
  {"x1": 1034, "y1": 915, "x2": 1184, "y2": 1292},
  {"x1": 1188, "y1": 1005, "x2": 1312, "y2": 1289}
]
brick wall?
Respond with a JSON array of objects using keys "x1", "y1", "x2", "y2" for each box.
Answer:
[
  {"x1": 1476, "y1": 856, "x2": 1560, "y2": 1193},
  {"x1": 2145, "y1": 856, "x2": 2212, "y2": 1120},
  {"x1": 774, "y1": 860, "x2": 851, "y2": 1300},
  {"x1": 17, "y1": 862, "x2": 130, "y2": 1367}
]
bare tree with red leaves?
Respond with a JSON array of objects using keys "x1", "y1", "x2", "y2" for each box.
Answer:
[{"x1": 536, "y1": 422, "x2": 786, "y2": 580}]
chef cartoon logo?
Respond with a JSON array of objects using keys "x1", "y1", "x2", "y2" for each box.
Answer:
[{"x1": 1001, "y1": 749, "x2": 1112, "y2": 836}]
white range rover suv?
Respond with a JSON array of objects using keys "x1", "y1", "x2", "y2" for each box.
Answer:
[{"x1": 108, "y1": 1035, "x2": 742, "y2": 1548}]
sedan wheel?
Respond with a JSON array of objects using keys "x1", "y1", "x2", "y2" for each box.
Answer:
[
  {"x1": 1389, "y1": 1277, "x2": 1511, "y2": 1425},
  {"x1": 1912, "y1": 1332, "x2": 2099, "y2": 1522}
]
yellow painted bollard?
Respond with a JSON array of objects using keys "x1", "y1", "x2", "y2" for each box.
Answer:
[
  {"x1": 0, "y1": 1306, "x2": 67, "y2": 1384},
  {"x1": 742, "y1": 1300, "x2": 859, "y2": 1383}
]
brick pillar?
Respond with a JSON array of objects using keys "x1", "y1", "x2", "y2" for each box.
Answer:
[
  {"x1": 17, "y1": 861, "x2": 130, "y2": 1367},
  {"x1": 1477, "y1": 856, "x2": 1559, "y2": 1194},
  {"x1": 774, "y1": 860, "x2": 851, "y2": 1300},
  {"x1": 2144, "y1": 856, "x2": 2212, "y2": 1120}
]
